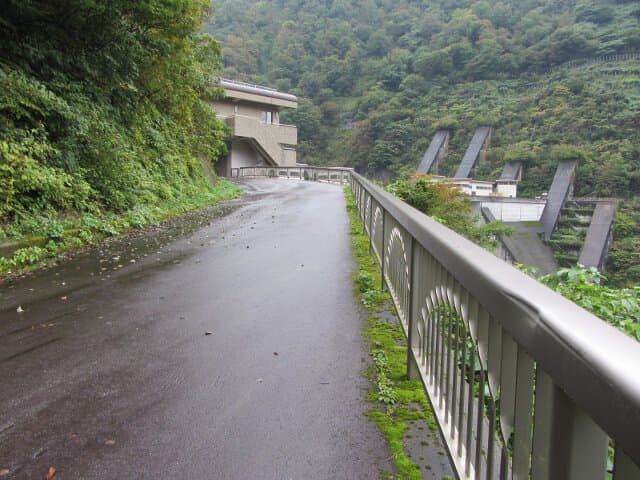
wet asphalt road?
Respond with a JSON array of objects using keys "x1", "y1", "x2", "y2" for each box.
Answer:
[{"x1": 0, "y1": 179, "x2": 394, "y2": 479}]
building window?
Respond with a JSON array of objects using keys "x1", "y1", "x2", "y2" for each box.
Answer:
[{"x1": 261, "y1": 111, "x2": 273, "y2": 124}]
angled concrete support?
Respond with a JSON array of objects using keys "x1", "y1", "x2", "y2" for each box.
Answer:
[
  {"x1": 417, "y1": 131, "x2": 450, "y2": 175},
  {"x1": 454, "y1": 126, "x2": 492, "y2": 178}
]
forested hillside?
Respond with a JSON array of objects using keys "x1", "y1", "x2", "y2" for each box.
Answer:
[
  {"x1": 0, "y1": 0, "x2": 236, "y2": 274},
  {"x1": 208, "y1": 0, "x2": 640, "y2": 285}
]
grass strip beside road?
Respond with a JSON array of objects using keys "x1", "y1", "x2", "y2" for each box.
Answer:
[
  {"x1": 346, "y1": 186, "x2": 446, "y2": 480},
  {"x1": 0, "y1": 180, "x2": 242, "y2": 280}
]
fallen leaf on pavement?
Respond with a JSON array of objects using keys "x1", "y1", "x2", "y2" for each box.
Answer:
[
  {"x1": 44, "y1": 466, "x2": 56, "y2": 479},
  {"x1": 68, "y1": 433, "x2": 78, "y2": 439},
  {"x1": 105, "y1": 440, "x2": 116, "y2": 445},
  {"x1": 273, "y1": 352, "x2": 279, "y2": 356}
]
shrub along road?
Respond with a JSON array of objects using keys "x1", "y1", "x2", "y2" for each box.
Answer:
[{"x1": 0, "y1": 179, "x2": 393, "y2": 479}]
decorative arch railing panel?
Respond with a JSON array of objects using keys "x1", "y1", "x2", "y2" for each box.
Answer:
[
  {"x1": 349, "y1": 172, "x2": 640, "y2": 480},
  {"x1": 231, "y1": 166, "x2": 352, "y2": 185}
]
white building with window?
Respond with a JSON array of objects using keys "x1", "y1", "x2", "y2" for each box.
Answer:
[
  {"x1": 210, "y1": 79, "x2": 298, "y2": 177},
  {"x1": 431, "y1": 176, "x2": 518, "y2": 198}
]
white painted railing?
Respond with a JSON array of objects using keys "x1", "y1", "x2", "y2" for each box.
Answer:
[{"x1": 231, "y1": 166, "x2": 351, "y2": 184}]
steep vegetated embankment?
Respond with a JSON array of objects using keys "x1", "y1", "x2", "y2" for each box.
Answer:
[
  {"x1": 0, "y1": 0, "x2": 236, "y2": 274},
  {"x1": 208, "y1": 0, "x2": 640, "y2": 285}
]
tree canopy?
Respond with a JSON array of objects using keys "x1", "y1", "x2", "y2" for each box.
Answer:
[{"x1": 1, "y1": 0, "x2": 227, "y2": 222}]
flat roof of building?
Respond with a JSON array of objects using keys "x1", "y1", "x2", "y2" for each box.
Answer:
[{"x1": 218, "y1": 79, "x2": 298, "y2": 109}]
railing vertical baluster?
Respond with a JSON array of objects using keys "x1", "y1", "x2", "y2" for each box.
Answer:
[
  {"x1": 435, "y1": 266, "x2": 444, "y2": 406},
  {"x1": 531, "y1": 369, "x2": 554, "y2": 480},
  {"x1": 429, "y1": 304, "x2": 437, "y2": 381},
  {"x1": 552, "y1": 391, "x2": 609, "y2": 479},
  {"x1": 512, "y1": 348, "x2": 534, "y2": 480},
  {"x1": 532, "y1": 367, "x2": 609, "y2": 480},
  {"x1": 487, "y1": 396, "x2": 497, "y2": 480},
  {"x1": 475, "y1": 362, "x2": 487, "y2": 478},
  {"x1": 445, "y1": 277, "x2": 454, "y2": 425},
  {"x1": 457, "y1": 295, "x2": 468, "y2": 456},
  {"x1": 380, "y1": 210, "x2": 387, "y2": 290},
  {"x1": 368, "y1": 199, "x2": 374, "y2": 255},
  {"x1": 407, "y1": 236, "x2": 420, "y2": 381},
  {"x1": 466, "y1": 340, "x2": 477, "y2": 477},
  {"x1": 499, "y1": 333, "x2": 517, "y2": 441},
  {"x1": 451, "y1": 293, "x2": 461, "y2": 437}
]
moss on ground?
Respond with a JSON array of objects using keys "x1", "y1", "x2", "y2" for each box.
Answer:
[{"x1": 346, "y1": 186, "x2": 440, "y2": 480}]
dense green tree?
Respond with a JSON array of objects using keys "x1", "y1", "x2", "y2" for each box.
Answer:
[{"x1": 1, "y1": 0, "x2": 227, "y2": 219}]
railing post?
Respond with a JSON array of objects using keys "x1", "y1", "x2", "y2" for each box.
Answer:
[
  {"x1": 532, "y1": 370, "x2": 608, "y2": 480},
  {"x1": 380, "y1": 209, "x2": 386, "y2": 290},
  {"x1": 406, "y1": 236, "x2": 420, "y2": 381},
  {"x1": 368, "y1": 198, "x2": 374, "y2": 255},
  {"x1": 548, "y1": 388, "x2": 608, "y2": 480}
]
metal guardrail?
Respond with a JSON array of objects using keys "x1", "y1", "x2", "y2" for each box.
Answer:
[
  {"x1": 232, "y1": 167, "x2": 640, "y2": 479},
  {"x1": 230, "y1": 166, "x2": 352, "y2": 184},
  {"x1": 350, "y1": 172, "x2": 640, "y2": 480}
]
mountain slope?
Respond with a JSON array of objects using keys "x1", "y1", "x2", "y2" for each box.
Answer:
[{"x1": 207, "y1": 0, "x2": 640, "y2": 285}]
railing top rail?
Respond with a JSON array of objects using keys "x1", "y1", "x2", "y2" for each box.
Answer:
[{"x1": 351, "y1": 171, "x2": 640, "y2": 462}]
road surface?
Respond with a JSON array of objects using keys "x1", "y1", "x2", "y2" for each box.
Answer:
[{"x1": 0, "y1": 179, "x2": 394, "y2": 479}]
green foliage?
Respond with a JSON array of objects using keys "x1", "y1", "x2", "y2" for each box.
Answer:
[
  {"x1": 0, "y1": 180, "x2": 241, "y2": 275},
  {"x1": 503, "y1": 142, "x2": 538, "y2": 165},
  {"x1": 540, "y1": 266, "x2": 640, "y2": 341},
  {"x1": 386, "y1": 174, "x2": 513, "y2": 249},
  {"x1": 0, "y1": 0, "x2": 228, "y2": 244}
]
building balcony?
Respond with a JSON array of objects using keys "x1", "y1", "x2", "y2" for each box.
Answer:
[{"x1": 222, "y1": 115, "x2": 297, "y2": 166}]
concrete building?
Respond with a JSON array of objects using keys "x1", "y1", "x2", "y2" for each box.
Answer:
[
  {"x1": 431, "y1": 176, "x2": 519, "y2": 198},
  {"x1": 210, "y1": 79, "x2": 298, "y2": 177}
]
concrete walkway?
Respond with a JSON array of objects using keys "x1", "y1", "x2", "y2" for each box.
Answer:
[{"x1": 0, "y1": 180, "x2": 393, "y2": 479}]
